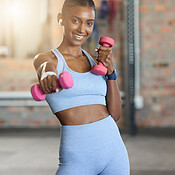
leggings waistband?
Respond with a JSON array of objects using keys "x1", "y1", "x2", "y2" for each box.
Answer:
[
  {"x1": 61, "y1": 114, "x2": 112, "y2": 128},
  {"x1": 60, "y1": 114, "x2": 120, "y2": 140}
]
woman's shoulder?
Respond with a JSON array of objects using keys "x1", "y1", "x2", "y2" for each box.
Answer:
[
  {"x1": 34, "y1": 50, "x2": 55, "y2": 61},
  {"x1": 83, "y1": 50, "x2": 98, "y2": 64},
  {"x1": 33, "y1": 50, "x2": 57, "y2": 66}
]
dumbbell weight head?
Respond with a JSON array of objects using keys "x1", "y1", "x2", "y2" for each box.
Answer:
[
  {"x1": 92, "y1": 62, "x2": 108, "y2": 75},
  {"x1": 31, "y1": 81, "x2": 62, "y2": 101},
  {"x1": 99, "y1": 36, "x2": 114, "y2": 47},
  {"x1": 31, "y1": 84, "x2": 46, "y2": 101},
  {"x1": 59, "y1": 71, "x2": 74, "y2": 89}
]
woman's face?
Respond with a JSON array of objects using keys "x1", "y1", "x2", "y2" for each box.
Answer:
[{"x1": 62, "y1": 6, "x2": 95, "y2": 46}]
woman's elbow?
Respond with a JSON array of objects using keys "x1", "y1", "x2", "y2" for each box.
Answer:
[
  {"x1": 111, "y1": 112, "x2": 121, "y2": 122},
  {"x1": 115, "y1": 114, "x2": 121, "y2": 122}
]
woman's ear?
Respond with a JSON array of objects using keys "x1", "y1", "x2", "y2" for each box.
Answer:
[{"x1": 57, "y1": 13, "x2": 63, "y2": 26}]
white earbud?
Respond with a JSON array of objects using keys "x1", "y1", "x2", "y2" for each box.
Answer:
[{"x1": 59, "y1": 19, "x2": 63, "y2": 26}]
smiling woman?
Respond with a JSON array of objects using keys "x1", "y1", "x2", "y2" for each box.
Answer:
[
  {"x1": 57, "y1": 0, "x2": 96, "y2": 46},
  {"x1": 32, "y1": 0, "x2": 130, "y2": 174}
]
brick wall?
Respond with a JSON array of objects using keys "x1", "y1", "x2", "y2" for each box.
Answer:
[
  {"x1": 0, "y1": 59, "x2": 35, "y2": 91},
  {"x1": 0, "y1": 106, "x2": 60, "y2": 128},
  {"x1": 136, "y1": 0, "x2": 175, "y2": 127},
  {"x1": 0, "y1": 59, "x2": 61, "y2": 128}
]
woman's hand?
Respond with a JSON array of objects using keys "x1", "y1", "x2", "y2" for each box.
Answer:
[
  {"x1": 39, "y1": 73, "x2": 62, "y2": 94},
  {"x1": 33, "y1": 53, "x2": 62, "y2": 94},
  {"x1": 95, "y1": 46, "x2": 114, "y2": 75}
]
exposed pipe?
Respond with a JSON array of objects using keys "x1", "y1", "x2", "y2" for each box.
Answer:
[
  {"x1": 134, "y1": 0, "x2": 144, "y2": 110},
  {"x1": 0, "y1": 92, "x2": 47, "y2": 107}
]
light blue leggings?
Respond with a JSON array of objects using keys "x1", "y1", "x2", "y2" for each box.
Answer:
[{"x1": 56, "y1": 115, "x2": 130, "y2": 175}]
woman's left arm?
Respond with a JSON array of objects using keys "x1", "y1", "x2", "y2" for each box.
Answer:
[
  {"x1": 106, "y1": 73, "x2": 122, "y2": 122},
  {"x1": 96, "y1": 46, "x2": 122, "y2": 122}
]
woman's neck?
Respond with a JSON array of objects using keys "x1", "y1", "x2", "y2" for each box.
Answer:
[{"x1": 58, "y1": 38, "x2": 83, "y2": 57}]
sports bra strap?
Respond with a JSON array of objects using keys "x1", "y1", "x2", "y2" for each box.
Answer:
[{"x1": 51, "y1": 48, "x2": 64, "y2": 75}]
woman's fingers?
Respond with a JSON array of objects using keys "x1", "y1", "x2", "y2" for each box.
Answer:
[
  {"x1": 39, "y1": 75, "x2": 61, "y2": 94},
  {"x1": 95, "y1": 46, "x2": 113, "y2": 68}
]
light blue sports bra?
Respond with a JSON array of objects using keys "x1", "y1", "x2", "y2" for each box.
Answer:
[{"x1": 45, "y1": 48, "x2": 107, "y2": 114}]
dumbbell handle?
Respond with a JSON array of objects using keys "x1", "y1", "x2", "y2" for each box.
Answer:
[
  {"x1": 92, "y1": 36, "x2": 114, "y2": 75},
  {"x1": 98, "y1": 43, "x2": 110, "y2": 66},
  {"x1": 98, "y1": 43, "x2": 111, "y2": 66}
]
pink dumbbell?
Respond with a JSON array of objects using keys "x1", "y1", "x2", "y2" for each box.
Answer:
[
  {"x1": 31, "y1": 71, "x2": 73, "y2": 101},
  {"x1": 92, "y1": 36, "x2": 114, "y2": 75}
]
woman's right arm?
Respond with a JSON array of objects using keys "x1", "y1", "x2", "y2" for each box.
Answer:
[{"x1": 33, "y1": 53, "x2": 61, "y2": 94}]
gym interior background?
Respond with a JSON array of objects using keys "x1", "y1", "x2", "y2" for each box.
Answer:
[{"x1": 0, "y1": 0, "x2": 175, "y2": 131}]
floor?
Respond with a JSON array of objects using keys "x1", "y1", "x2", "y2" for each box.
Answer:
[{"x1": 0, "y1": 128, "x2": 175, "y2": 175}]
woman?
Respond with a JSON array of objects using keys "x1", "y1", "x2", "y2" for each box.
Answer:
[{"x1": 33, "y1": 0, "x2": 130, "y2": 174}]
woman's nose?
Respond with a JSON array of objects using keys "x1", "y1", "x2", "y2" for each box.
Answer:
[{"x1": 78, "y1": 24, "x2": 86, "y2": 33}]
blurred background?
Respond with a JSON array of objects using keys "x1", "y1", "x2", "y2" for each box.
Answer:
[{"x1": 0, "y1": 0, "x2": 175, "y2": 174}]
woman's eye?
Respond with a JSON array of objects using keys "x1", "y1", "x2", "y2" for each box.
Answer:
[
  {"x1": 72, "y1": 19, "x2": 79, "y2": 24},
  {"x1": 87, "y1": 22, "x2": 93, "y2": 27}
]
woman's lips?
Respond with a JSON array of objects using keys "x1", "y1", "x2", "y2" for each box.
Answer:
[{"x1": 73, "y1": 33, "x2": 86, "y2": 40}]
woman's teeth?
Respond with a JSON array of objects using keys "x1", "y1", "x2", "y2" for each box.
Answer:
[{"x1": 74, "y1": 34, "x2": 84, "y2": 40}]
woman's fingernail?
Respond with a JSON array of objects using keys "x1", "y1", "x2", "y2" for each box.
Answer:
[{"x1": 56, "y1": 88, "x2": 59, "y2": 93}]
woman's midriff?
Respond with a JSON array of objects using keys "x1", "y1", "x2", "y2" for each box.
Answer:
[{"x1": 55, "y1": 104, "x2": 110, "y2": 126}]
